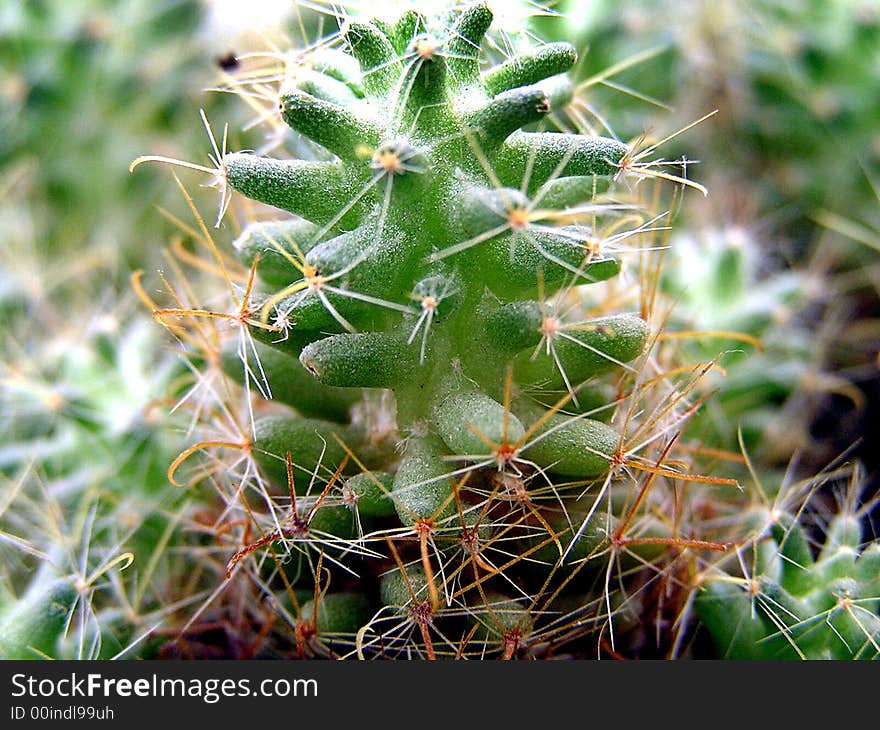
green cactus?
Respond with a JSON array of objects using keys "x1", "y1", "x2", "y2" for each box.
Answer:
[
  {"x1": 140, "y1": 2, "x2": 872, "y2": 661},
  {"x1": 0, "y1": 147, "x2": 198, "y2": 659},
  {"x1": 3, "y1": 0, "x2": 874, "y2": 662},
  {"x1": 133, "y1": 2, "x2": 666, "y2": 659},
  {"x1": 695, "y1": 467, "x2": 880, "y2": 659},
  {"x1": 659, "y1": 225, "x2": 822, "y2": 459},
  {"x1": 212, "y1": 5, "x2": 641, "y2": 489}
]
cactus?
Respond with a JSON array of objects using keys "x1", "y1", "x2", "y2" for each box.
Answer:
[
  {"x1": 658, "y1": 225, "x2": 826, "y2": 460},
  {"x1": 193, "y1": 3, "x2": 641, "y2": 490},
  {"x1": 0, "y1": 563, "x2": 78, "y2": 660},
  {"x1": 0, "y1": 301, "x2": 187, "y2": 659},
  {"x1": 694, "y1": 465, "x2": 880, "y2": 659},
  {"x1": 131, "y1": 2, "x2": 880, "y2": 661},
  {"x1": 133, "y1": 2, "x2": 696, "y2": 659},
  {"x1": 2, "y1": 0, "x2": 874, "y2": 662}
]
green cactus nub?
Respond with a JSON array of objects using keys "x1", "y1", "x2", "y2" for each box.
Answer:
[
  {"x1": 310, "y1": 47, "x2": 365, "y2": 97},
  {"x1": 513, "y1": 314, "x2": 649, "y2": 389},
  {"x1": 523, "y1": 415, "x2": 618, "y2": 478},
  {"x1": 279, "y1": 89, "x2": 381, "y2": 161},
  {"x1": 495, "y1": 133, "x2": 629, "y2": 190},
  {"x1": 482, "y1": 42, "x2": 579, "y2": 97},
  {"x1": 224, "y1": 154, "x2": 351, "y2": 224},
  {"x1": 387, "y1": 11, "x2": 427, "y2": 55},
  {"x1": 392, "y1": 435, "x2": 456, "y2": 526},
  {"x1": 380, "y1": 565, "x2": 430, "y2": 610},
  {"x1": 434, "y1": 389, "x2": 526, "y2": 457},
  {"x1": 300, "y1": 593, "x2": 373, "y2": 636},
  {"x1": 345, "y1": 22, "x2": 402, "y2": 96},
  {"x1": 300, "y1": 332, "x2": 418, "y2": 388},
  {"x1": 464, "y1": 86, "x2": 552, "y2": 145},
  {"x1": 233, "y1": 219, "x2": 320, "y2": 288},
  {"x1": 253, "y1": 415, "x2": 351, "y2": 485},
  {"x1": 399, "y1": 39, "x2": 452, "y2": 133},
  {"x1": 220, "y1": 341, "x2": 359, "y2": 423},
  {"x1": 0, "y1": 574, "x2": 78, "y2": 660},
  {"x1": 483, "y1": 300, "x2": 544, "y2": 351},
  {"x1": 445, "y1": 3, "x2": 494, "y2": 87},
  {"x1": 342, "y1": 472, "x2": 397, "y2": 519}
]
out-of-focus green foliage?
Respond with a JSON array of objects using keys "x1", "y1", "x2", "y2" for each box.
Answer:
[
  {"x1": 549, "y1": 0, "x2": 880, "y2": 222},
  {"x1": 0, "y1": 0, "x2": 239, "y2": 272},
  {"x1": 538, "y1": 0, "x2": 880, "y2": 467}
]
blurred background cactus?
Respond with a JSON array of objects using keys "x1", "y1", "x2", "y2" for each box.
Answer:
[
  {"x1": 1, "y1": 0, "x2": 877, "y2": 660},
  {"x1": 694, "y1": 463, "x2": 880, "y2": 659}
]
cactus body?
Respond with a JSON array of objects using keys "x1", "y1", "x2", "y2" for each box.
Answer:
[{"x1": 136, "y1": 2, "x2": 769, "y2": 661}]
